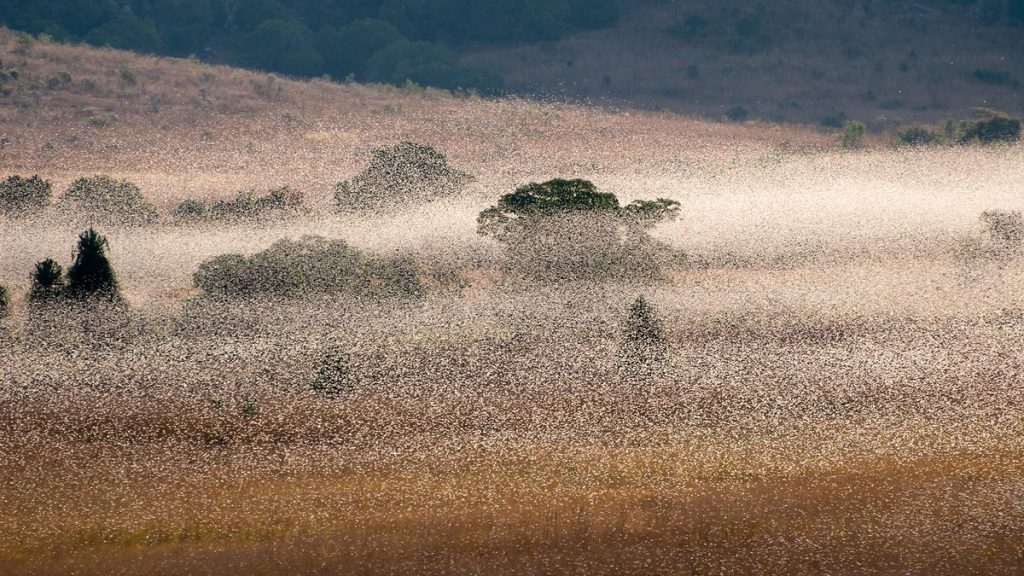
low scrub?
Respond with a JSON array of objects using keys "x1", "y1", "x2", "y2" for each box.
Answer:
[
  {"x1": 311, "y1": 346, "x2": 359, "y2": 397},
  {"x1": 897, "y1": 125, "x2": 943, "y2": 146},
  {"x1": 59, "y1": 176, "x2": 158, "y2": 225},
  {"x1": 957, "y1": 210, "x2": 1024, "y2": 261},
  {"x1": 173, "y1": 187, "x2": 305, "y2": 222},
  {"x1": 335, "y1": 142, "x2": 472, "y2": 212},
  {"x1": 0, "y1": 175, "x2": 51, "y2": 217},
  {"x1": 193, "y1": 236, "x2": 424, "y2": 298},
  {"x1": 896, "y1": 110, "x2": 1021, "y2": 146},
  {"x1": 958, "y1": 109, "x2": 1021, "y2": 144}
]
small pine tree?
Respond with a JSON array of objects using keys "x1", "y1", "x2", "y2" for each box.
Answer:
[
  {"x1": 29, "y1": 258, "x2": 64, "y2": 302},
  {"x1": 65, "y1": 228, "x2": 120, "y2": 301},
  {"x1": 841, "y1": 121, "x2": 867, "y2": 149},
  {"x1": 0, "y1": 286, "x2": 9, "y2": 320},
  {"x1": 311, "y1": 347, "x2": 357, "y2": 397},
  {"x1": 621, "y1": 296, "x2": 668, "y2": 377}
]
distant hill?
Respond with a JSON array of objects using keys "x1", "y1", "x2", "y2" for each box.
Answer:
[
  {"x1": 0, "y1": 28, "x2": 827, "y2": 210},
  {"x1": 465, "y1": 0, "x2": 1024, "y2": 126},
  {"x1": 0, "y1": 1, "x2": 1021, "y2": 125}
]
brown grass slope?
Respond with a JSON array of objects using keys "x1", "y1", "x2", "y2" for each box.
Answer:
[{"x1": 0, "y1": 27, "x2": 827, "y2": 210}]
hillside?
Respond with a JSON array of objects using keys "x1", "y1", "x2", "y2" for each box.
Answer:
[
  {"x1": 1, "y1": 1, "x2": 1022, "y2": 127},
  {"x1": 467, "y1": 0, "x2": 1024, "y2": 126},
  {"x1": 0, "y1": 27, "x2": 828, "y2": 210}
]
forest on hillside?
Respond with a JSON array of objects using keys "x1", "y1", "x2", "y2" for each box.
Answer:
[
  {"x1": 3, "y1": 0, "x2": 1024, "y2": 100},
  {"x1": 0, "y1": 0, "x2": 622, "y2": 93}
]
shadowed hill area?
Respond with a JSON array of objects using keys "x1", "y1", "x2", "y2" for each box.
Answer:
[
  {"x1": 0, "y1": 1, "x2": 1021, "y2": 125},
  {"x1": 467, "y1": 0, "x2": 1024, "y2": 125}
]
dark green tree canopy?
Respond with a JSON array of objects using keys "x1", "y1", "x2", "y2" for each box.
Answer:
[
  {"x1": 478, "y1": 178, "x2": 678, "y2": 239},
  {"x1": 477, "y1": 179, "x2": 681, "y2": 281}
]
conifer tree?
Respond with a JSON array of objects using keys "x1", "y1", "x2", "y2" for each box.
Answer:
[
  {"x1": 28, "y1": 258, "x2": 64, "y2": 302},
  {"x1": 65, "y1": 228, "x2": 120, "y2": 301},
  {"x1": 621, "y1": 296, "x2": 668, "y2": 377},
  {"x1": 0, "y1": 286, "x2": 9, "y2": 320}
]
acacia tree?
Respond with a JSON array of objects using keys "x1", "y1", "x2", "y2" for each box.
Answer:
[{"x1": 477, "y1": 178, "x2": 680, "y2": 280}]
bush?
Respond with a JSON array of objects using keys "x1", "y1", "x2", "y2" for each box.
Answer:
[
  {"x1": 0, "y1": 285, "x2": 8, "y2": 320},
  {"x1": 897, "y1": 125, "x2": 943, "y2": 146},
  {"x1": 60, "y1": 176, "x2": 158, "y2": 225},
  {"x1": 958, "y1": 110, "x2": 1021, "y2": 144},
  {"x1": 477, "y1": 179, "x2": 681, "y2": 281},
  {"x1": 311, "y1": 347, "x2": 358, "y2": 397},
  {"x1": 65, "y1": 228, "x2": 121, "y2": 302},
  {"x1": 981, "y1": 210, "x2": 1024, "y2": 248},
  {"x1": 193, "y1": 236, "x2": 424, "y2": 298},
  {"x1": 0, "y1": 175, "x2": 51, "y2": 216},
  {"x1": 173, "y1": 187, "x2": 304, "y2": 221},
  {"x1": 841, "y1": 121, "x2": 867, "y2": 148},
  {"x1": 335, "y1": 142, "x2": 472, "y2": 212},
  {"x1": 621, "y1": 296, "x2": 668, "y2": 377}
]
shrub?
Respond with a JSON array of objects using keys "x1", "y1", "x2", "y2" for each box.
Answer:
[
  {"x1": 311, "y1": 347, "x2": 358, "y2": 397},
  {"x1": 477, "y1": 179, "x2": 681, "y2": 281},
  {"x1": 173, "y1": 187, "x2": 304, "y2": 221},
  {"x1": 0, "y1": 175, "x2": 51, "y2": 216},
  {"x1": 171, "y1": 198, "x2": 209, "y2": 220},
  {"x1": 841, "y1": 121, "x2": 867, "y2": 148},
  {"x1": 621, "y1": 296, "x2": 668, "y2": 377},
  {"x1": 981, "y1": 210, "x2": 1024, "y2": 248},
  {"x1": 60, "y1": 176, "x2": 158, "y2": 225},
  {"x1": 65, "y1": 228, "x2": 121, "y2": 302},
  {"x1": 28, "y1": 258, "x2": 64, "y2": 303},
  {"x1": 193, "y1": 236, "x2": 424, "y2": 298},
  {"x1": 0, "y1": 286, "x2": 8, "y2": 320},
  {"x1": 897, "y1": 125, "x2": 942, "y2": 146},
  {"x1": 958, "y1": 109, "x2": 1021, "y2": 144},
  {"x1": 335, "y1": 142, "x2": 472, "y2": 212}
]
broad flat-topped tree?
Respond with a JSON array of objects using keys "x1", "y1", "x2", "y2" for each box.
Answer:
[{"x1": 478, "y1": 178, "x2": 680, "y2": 281}]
